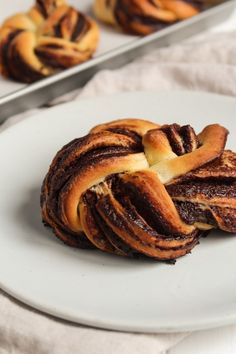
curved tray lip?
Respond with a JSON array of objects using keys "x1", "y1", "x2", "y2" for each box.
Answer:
[{"x1": 0, "y1": 89, "x2": 236, "y2": 334}]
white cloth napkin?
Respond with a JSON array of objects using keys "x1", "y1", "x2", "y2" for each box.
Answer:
[{"x1": 1, "y1": 31, "x2": 236, "y2": 354}]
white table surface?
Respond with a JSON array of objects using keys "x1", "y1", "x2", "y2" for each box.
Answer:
[{"x1": 168, "y1": 7, "x2": 236, "y2": 354}]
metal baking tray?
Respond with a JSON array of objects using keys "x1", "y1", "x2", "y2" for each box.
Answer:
[{"x1": 0, "y1": 0, "x2": 235, "y2": 122}]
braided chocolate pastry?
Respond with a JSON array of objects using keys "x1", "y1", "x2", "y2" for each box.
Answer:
[
  {"x1": 0, "y1": 0, "x2": 99, "y2": 83},
  {"x1": 93, "y1": 0, "x2": 207, "y2": 35},
  {"x1": 41, "y1": 118, "x2": 236, "y2": 261}
]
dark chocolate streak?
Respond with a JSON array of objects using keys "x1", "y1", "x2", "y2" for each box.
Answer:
[
  {"x1": 174, "y1": 200, "x2": 217, "y2": 226},
  {"x1": 113, "y1": 189, "x2": 195, "y2": 242},
  {"x1": 175, "y1": 201, "x2": 236, "y2": 233},
  {"x1": 45, "y1": 134, "x2": 142, "y2": 192},
  {"x1": 10, "y1": 43, "x2": 44, "y2": 83},
  {"x1": 96, "y1": 193, "x2": 200, "y2": 257},
  {"x1": 37, "y1": 44, "x2": 63, "y2": 49},
  {"x1": 212, "y1": 205, "x2": 236, "y2": 231},
  {"x1": 54, "y1": 15, "x2": 66, "y2": 38},
  {"x1": 118, "y1": 179, "x2": 186, "y2": 236},
  {"x1": 1, "y1": 30, "x2": 22, "y2": 78},
  {"x1": 167, "y1": 181, "x2": 236, "y2": 199},
  {"x1": 83, "y1": 191, "x2": 115, "y2": 250},
  {"x1": 52, "y1": 9, "x2": 90, "y2": 42},
  {"x1": 161, "y1": 124, "x2": 184, "y2": 155},
  {"x1": 36, "y1": 0, "x2": 62, "y2": 18},
  {"x1": 72, "y1": 13, "x2": 90, "y2": 41},
  {"x1": 105, "y1": 0, "x2": 112, "y2": 7},
  {"x1": 46, "y1": 149, "x2": 133, "y2": 226},
  {"x1": 107, "y1": 128, "x2": 143, "y2": 148},
  {"x1": 180, "y1": 125, "x2": 199, "y2": 153},
  {"x1": 35, "y1": 48, "x2": 65, "y2": 69},
  {"x1": 84, "y1": 191, "x2": 137, "y2": 256},
  {"x1": 37, "y1": 0, "x2": 49, "y2": 18},
  {"x1": 182, "y1": 0, "x2": 205, "y2": 11},
  {"x1": 161, "y1": 124, "x2": 199, "y2": 156}
]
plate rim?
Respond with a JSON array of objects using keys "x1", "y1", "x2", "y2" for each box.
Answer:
[{"x1": 0, "y1": 89, "x2": 236, "y2": 333}]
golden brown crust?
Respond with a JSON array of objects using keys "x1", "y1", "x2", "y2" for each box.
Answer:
[
  {"x1": 41, "y1": 118, "x2": 236, "y2": 261},
  {"x1": 0, "y1": 0, "x2": 99, "y2": 83},
  {"x1": 94, "y1": 0, "x2": 203, "y2": 35},
  {"x1": 90, "y1": 118, "x2": 160, "y2": 136},
  {"x1": 150, "y1": 124, "x2": 228, "y2": 183}
]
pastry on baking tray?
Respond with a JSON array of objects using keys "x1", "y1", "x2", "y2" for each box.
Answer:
[
  {"x1": 0, "y1": 0, "x2": 99, "y2": 83},
  {"x1": 41, "y1": 118, "x2": 236, "y2": 262},
  {"x1": 94, "y1": 0, "x2": 210, "y2": 35}
]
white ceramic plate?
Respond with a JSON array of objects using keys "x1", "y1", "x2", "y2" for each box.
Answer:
[{"x1": 0, "y1": 91, "x2": 236, "y2": 333}]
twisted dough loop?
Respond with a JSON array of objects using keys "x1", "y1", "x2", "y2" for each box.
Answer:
[
  {"x1": 0, "y1": 0, "x2": 99, "y2": 83},
  {"x1": 41, "y1": 118, "x2": 236, "y2": 261},
  {"x1": 94, "y1": 0, "x2": 203, "y2": 35}
]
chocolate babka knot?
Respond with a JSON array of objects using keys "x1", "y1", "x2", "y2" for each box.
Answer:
[
  {"x1": 0, "y1": 0, "x2": 99, "y2": 83},
  {"x1": 41, "y1": 118, "x2": 236, "y2": 261},
  {"x1": 93, "y1": 0, "x2": 204, "y2": 35}
]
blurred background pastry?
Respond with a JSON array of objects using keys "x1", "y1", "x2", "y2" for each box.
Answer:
[
  {"x1": 93, "y1": 0, "x2": 218, "y2": 35},
  {"x1": 0, "y1": 0, "x2": 99, "y2": 83}
]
